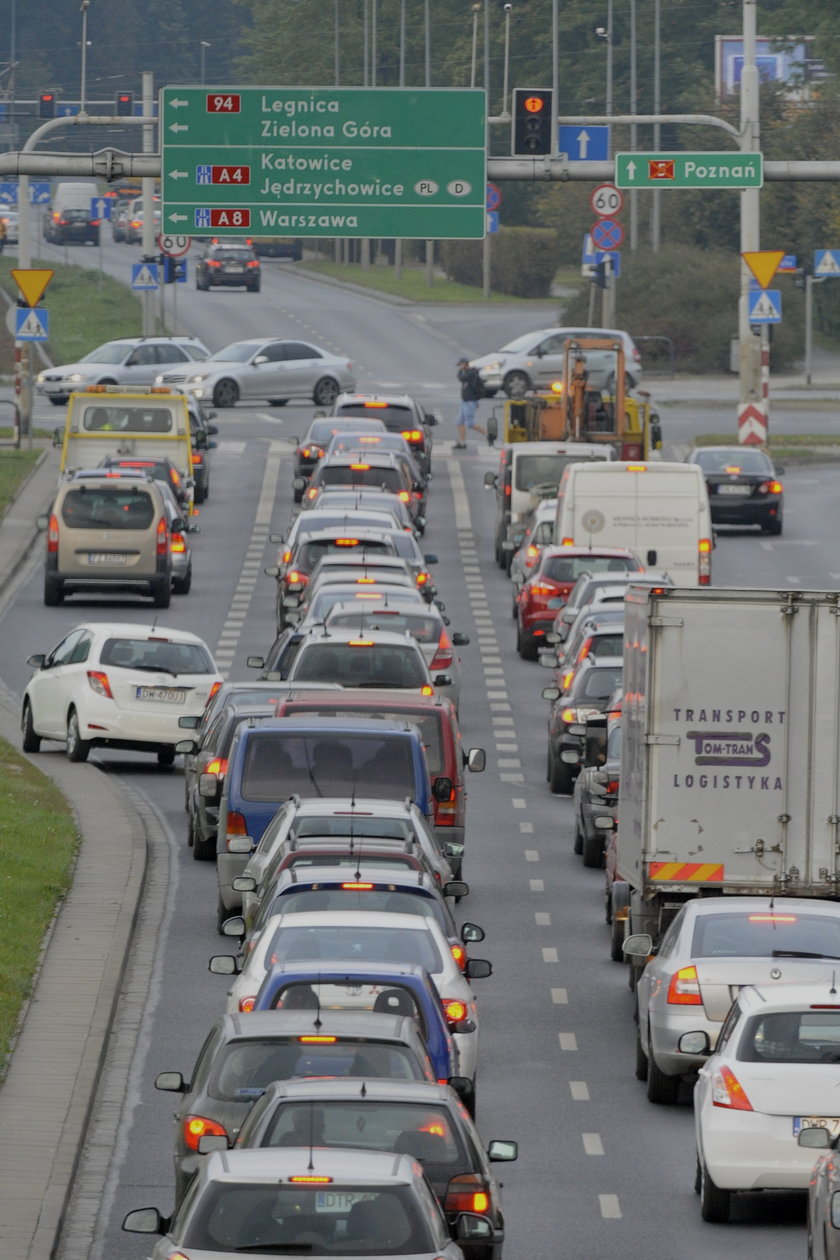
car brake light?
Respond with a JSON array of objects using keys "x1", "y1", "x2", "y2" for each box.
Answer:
[
  {"x1": 724, "y1": 465, "x2": 742, "y2": 474},
  {"x1": 290, "y1": 1175, "x2": 332, "y2": 1183},
  {"x1": 450, "y1": 943, "x2": 466, "y2": 969},
  {"x1": 699, "y1": 537, "x2": 712, "y2": 585},
  {"x1": 335, "y1": 538, "x2": 360, "y2": 546},
  {"x1": 398, "y1": 490, "x2": 410, "y2": 502},
  {"x1": 758, "y1": 479, "x2": 783, "y2": 495},
  {"x1": 246, "y1": 260, "x2": 260, "y2": 268},
  {"x1": 445, "y1": 1174, "x2": 490, "y2": 1214},
  {"x1": 560, "y1": 537, "x2": 574, "y2": 546},
  {"x1": 183, "y1": 1114, "x2": 228, "y2": 1151},
  {"x1": 529, "y1": 583, "x2": 557, "y2": 596},
  {"x1": 666, "y1": 965, "x2": 702, "y2": 1005},
  {"x1": 421, "y1": 685, "x2": 434, "y2": 695},
  {"x1": 560, "y1": 706, "x2": 577, "y2": 722},
  {"x1": 206, "y1": 258, "x2": 222, "y2": 268},
  {"x1": 208, "y1": 681, "x2": 222, "y2": 701},
  {"x1": 226, "y1": 811, "x2": 248, "y2": 846},
  {"x1": 712, "y1": 1065, "x2": 753, "y2": 1111},
  {"x1": 605, "y1": 778, "x2": 619, "y2": 794},
  {"x1": 239, "y1": 996, "x2": 256, "y2": 1012},
  {"x1": 47, "y1": 513, "x2": 59, "y2": 553},
  {"x1": 156, "y1": 516, "x2": 168, "y2": 556},
  {"x1": 416, "y1": 571, "x2": 429, "y2": 586},
  {"x1": 87, "y1": 670, "x2": 113, "y2": 699},
  {"x1": 170, "y1": 532, "x2": 187, "y2": 554},
  {"x1": 341, "y1": 881, "x2": 374, "y2": 890},
  {"x1": 204, "y1": 757, "x2": 227, "y2": 776},
  {"x1": 747, "y1": 914, "x2": 797, "y2": 923},
  {"x1": 349, "y1": 638, "x2": 375, "y2": 647},
  {"x1": 402, "y1": 429, "x2": 423, "y2": 441},
  {"x1": 627, "y1": 464, "x2": 647, "y2": 472},
  {"x1": 350, "y1": 463, "x2": 371, "y2": 471},
  {"x1": 191, "y1": 451, "x2": 202, "y2": 465},
  {"x1": 442, "y1": 998, "x2": 468, "y2": 1023},
  {"x1": 525, "y1": 545, "x2": 539, "y2": 564},
  {"x1": 299, "y1": 1035, "x2": 337, "y2": 1043},
  {"x1": 430, "y1": 629, "x2": 454, "y2": 670}
]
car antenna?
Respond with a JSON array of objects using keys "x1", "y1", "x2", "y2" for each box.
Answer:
[
  {"x1": 307, "y1": 1097, "x2": 316, "y2": 1171},
  {"x1": 312, "y1": 973, "x2": 322, "y2": 1032},
  {"x1": 359, "y1": 1080, "x2": 367, "y2": 1098},
  {"x1": 832, "y1": 971, "x2": 838, "y2": 996}
]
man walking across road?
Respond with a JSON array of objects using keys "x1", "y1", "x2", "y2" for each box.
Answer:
[{"x1": 453, "y1": 356, "x2": 485, "y2": 449}]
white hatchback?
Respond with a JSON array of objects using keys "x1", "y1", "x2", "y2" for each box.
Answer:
[
  {"x1": 22, "y1": 622, "x2": 222, "y2": 765},
  {"x1": 686, "y1": 982, "x2": 840, "y2": 1223}
]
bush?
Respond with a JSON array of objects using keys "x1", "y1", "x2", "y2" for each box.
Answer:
[
  {"x1": 441, "y1": 226, "x2": 557, "y2": 298},
  {"x1": 559, "y1": 244, "x2": 805, "y2": 373}
]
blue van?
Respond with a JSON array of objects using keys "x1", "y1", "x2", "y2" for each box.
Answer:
[{"x1": 215, "y1": 716, "x2": 434, "y2": 928}]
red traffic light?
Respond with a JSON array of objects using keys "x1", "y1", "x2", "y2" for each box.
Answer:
[{"x1": 524, "y1": 95, "x2": 546, "y2": 114}]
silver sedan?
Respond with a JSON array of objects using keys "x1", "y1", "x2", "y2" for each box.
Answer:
[
  {"x1": 156, "y1": 337, "x2": 355, "y2": 409},
  {"x1": 625, "y1": 895, "x2": 840, "y2": 1105}
]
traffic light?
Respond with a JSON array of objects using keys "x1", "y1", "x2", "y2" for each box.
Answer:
[
  {"x1": 38, "y1": 91, "x2": 56, "y2": 119},
  {"x1": 512, "y1": 88, "x2": 553, "y2": 156},
  {"x1": 115, "y1": 92, "x2": 134, "y2": 117}
]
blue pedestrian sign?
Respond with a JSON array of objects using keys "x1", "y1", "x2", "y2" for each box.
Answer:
[
  {"x1": 748, "y1": 288, "x2": 782, "y2": 323},
  {"x1": 559, "y1": 125, "x2": 610, "y2": 162},
  {"x1": 814, "y1": 249, "x2": 840, "y2": 277},
  {"x1": 16, "y1": 307, "x2": 49, "y2": 340},
  {"x1": 90, "y1": 196, "x2": 111, "y2": 222},
  {"x1": 131, "y1": 262, "x2": 159, "y2": 290}
]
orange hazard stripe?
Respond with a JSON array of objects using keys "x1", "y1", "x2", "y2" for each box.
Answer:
[{"x1": 649, "y1": 862, "x2": 725, "y2": 882}]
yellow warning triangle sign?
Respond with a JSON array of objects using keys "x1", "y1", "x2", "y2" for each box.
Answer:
[
  {"x1": 741, "y1": 250, "x2": 785, "y2": 290},
  {"x1": 11, "y1": 268, "x2": 54, "y2": 308}
]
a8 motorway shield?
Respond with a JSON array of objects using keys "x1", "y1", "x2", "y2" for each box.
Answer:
[{"x1": 161, "y1": 86, "x2": 486, "y2": 240}]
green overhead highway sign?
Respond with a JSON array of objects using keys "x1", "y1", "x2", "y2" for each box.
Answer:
[
  {"x1": 614, "y1": 151, "x2": 763, "y2": 189},
  {"x1": 160, "y1": 86, "x2": 486, "y2": 239}
]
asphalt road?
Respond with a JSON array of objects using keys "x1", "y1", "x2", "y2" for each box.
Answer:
[{"x1": 3, "y1": 230, "x2": 838, "y2": 1259}]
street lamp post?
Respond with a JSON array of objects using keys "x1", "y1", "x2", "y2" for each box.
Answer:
[
  {"x1": 200, "y1": 41, "x2": 210, "y2": 86},
  {"x1": 80, "y1": 0, "x2": 90, "y2": 114}
]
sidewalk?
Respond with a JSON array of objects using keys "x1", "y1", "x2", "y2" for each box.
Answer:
[{"x1": 0, "y1": 448, "x2": 151, "y2": 1260}]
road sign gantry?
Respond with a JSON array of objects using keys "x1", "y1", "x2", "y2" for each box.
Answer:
[{"x1": 161, "y1": 86, "x2": 487, "y2": 240}]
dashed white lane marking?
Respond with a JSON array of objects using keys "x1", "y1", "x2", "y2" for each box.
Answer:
[
  {"x1": 551, "y1": 988, "x2": 568, "y2": 1003},
  {"x1": 542, "y1": 947, "x2": 558, "y2": 963},
  {"x1": 500, "y1": 772, "x2": 524, "y2": 781},
  {"x1": 535, "y1": 912, "x2": 551, "y2": 926},
  {"x1": 216, "y1": 440, "x2": 247, "y2": 455},
  {"x1": 496, "y1": 743, "x2": 518, "y2": 752},
  {"x1": 519, "y1": 822, "x2": 534, "y2": 834},
  {"x1": 599, "y1": 1195, "x2": 622, "y2": 1219},
  {"x1": 558, "y1": 1033, "x2": 578, "y2": 1050},
  {"x1": 497, "y1": 758, "x2": 522, "y2": 768},
  {"x1": 583, "y1": 1134, "x2": 604, "y2": 1156},
  {"x1": 530, "y1": 879, "x2": 544, "y2": 892},
  {"x1": 569, "y1": 1081, "x2": 590, "y2": 1100}
]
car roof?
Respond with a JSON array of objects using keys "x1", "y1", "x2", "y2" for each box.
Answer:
[
  {"x1": 281, "y1": 797, "x2": 418, "y2": 817},
  {"x1": 237, "y1": 715, "x2": 418, "y2": 735},
  {"x1": 679, "y1": 896, "x2": 840, "y2": 921},
  {"x1": 71, "y1": 621, "x2": 207, "y2": 645},
  {"x1": 334, "y1": 392, "x2": 419, "y2": 408},
  {"x1": 734, "y1": 982, "x2": 840, "y2": 1015},
  {"x1": 543, "y1": 546, "x2": 639, "y2": 561},
  {"x1": 268, "y1": 909, "x2": 435, "y2": 930},
  {"x1": 253, "y1": 1077, "x2": 455, "y2": 1105},
  {"x1": 261, "y1": 959, "x2": 430, "y2": 983},
  {"x1": 272, "y1": 865, "x2": 432, "y2": 891},
  {"x1": 203, "y1": 1146, "x2": 418, "y2": 1185},
  {"x1": 220, "y1": 1008, "x2": 418, "y2": 1039},
  {"x1": 319, "y1": 452, "x2": 400, "y2": 468},
  {"x1": 295, "y1": 627, "x2": 421, "y2": 648},
  {"x1": 283, "y1": 688, "x2": 452, "y2": 715}
]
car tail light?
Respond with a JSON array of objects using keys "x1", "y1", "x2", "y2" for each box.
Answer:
[
  {"x1": 183, "y1": 1114, "x2": 228, "y2": 1151},
  {"x1": 170, "y1": 531, "x2": 187, "y2": 554},
  {"x1": 206, "y1": 258, "x2": 222, "y2": 268},
  {"x1": 87, "y1": 670, "x2": 113, "y2": 699},
  {"x1": 416, "y1": 571, "x2": 430, "y2": 587},
  {"x1": 420, "y1": 685, "x2": 434, "y2": 696},
  {"x1": 156, "y1": 516, "x2": 168, "y2": 556},
  {"x1": 290, "y1": 1175, "x2": 332, "y2": 1183},
  {"x1": 47, "y1": 513, "x2": 59, "y2": 553},
  {"x1": 666, "y1": 965, "x2": 702, "y2": 1005},
  {"x1": 341, "y1": 881, "x2": 374, "y2": 890},
  {"x1": 402, "y1": 429, "x2": 423, "y2": 442},
  {"x1": 605, "y1": 778, "x2": 619, "y2": 795},
  {"x1": 246, "y1": 259, "x2": 260, "y2": 268},
  {"x1": 560, "y1": 537, "x2": 574, "y2": 546},
  {"x1": 442, "y1": 998, "x2": 468, "y2": 1023},
  {"x1": 191, "y1": 451, "x2": 202, "y2": 465},
  {"x1": 758, "y1": 479, "x2": 783, "y2": 495},
  {"x1": 525, "y1": 545, "x2": 540, "y2": 566},
  {"x1": 226, "y1": 811, "x2": 248, "y2": 848},
  {"x1": 450, "y1": 943, "x2": 466, "y2": 970},
  {"x1": 529, "y1": 583, "x2": 558, "y2": 597},
  {"x1": 398, "y1": 490, "x2": 411, "y2": 502},
  {"x1": 208, "y1": 681, "x2": 222, "y2": 701},
  {"x1": 204, "y1": 757, "x2": 227, "y2": 776},
  {"x1": 445, "y1": 1174, "x2": 490, "y2": 1214},
  {"x1": 239, "y1": 996, "x2": 256, "y2": 1012},
  {"x1": 712, "y1": 1065, "x2": 753, "y2": 1111},
  {"x1": 430, "y1": 629, "x2": 454, "y2": 671},
  {"x1": 698, "y1": 538, "x2": 712, "y2": 585},
  {"x1": 350, "y1": 463, "x2": 371, "y2": 471},
  {"x1": 298, "y1": 1035, "x2": 336, "y2": 1043}
]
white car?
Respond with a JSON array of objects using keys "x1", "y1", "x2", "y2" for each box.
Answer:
[
  {"x1": 284, "y1": 627, "x2": 442, "y2": 695},
  {"x1": 34, "y1": 335, "x2": 210, "y2": 404},
  {"x1": 686, "y1": 982, "x2": 840, "y2": 1223},
  {"x1": 212, "y1": 909, "x2": 485, "y2": 1081},
  {"x1": 155, "y1": 337, "x2": 356, "y2": 409},
  {"x1": 470, "y1": 325, "x2": 643, "y2": 397},
  {"x1": 21, "y1": 622, "x2": 222, "y2": 764}
]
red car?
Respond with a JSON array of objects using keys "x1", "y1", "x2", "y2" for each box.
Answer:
[{"x1": 515, "y1": 546, "x2": 642, "y2": 660}]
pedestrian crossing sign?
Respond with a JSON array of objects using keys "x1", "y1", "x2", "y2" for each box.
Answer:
[
  {"x1": 15, "y1": 307, "x2": 48, "y2": 340},
  {"x1": 814, "y1": 249, "x2": 840, "y2": 277},
  {"x1": 748, "y1": 288, "x2": 781, "y2": 324},
  {"x1": 131, "y1": 262, "x2": 159, "y2": 290}
]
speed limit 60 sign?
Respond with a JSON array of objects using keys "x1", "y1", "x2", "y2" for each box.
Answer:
[
  {"x1": 157, "y1": 234, "x2": 192, "y2": 258},
  {"x1": 590, "y1": 185, "x2": 624, "y2": 218}
]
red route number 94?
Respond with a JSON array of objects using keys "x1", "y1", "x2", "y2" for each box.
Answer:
[{"x1": 206, "y1": 94, "x2": 241, "y2": 112}]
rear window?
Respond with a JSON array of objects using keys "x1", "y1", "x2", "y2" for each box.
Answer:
[
  {"x1": 739, "y1": 1011, "x2": 840, "y2": 1064},
  {"x1": 266, "y1": 923, "x2": 443, "y2": 973},
  {"x1": 212, "y1": 249, "x2": 253, "y2": 262},
  {"x1": 590, "y1": 633, "x2": 624, "y2": 657},
  {"x1": 294, "y1": 817, "x2": 413, "y2": 841},
  {"x1": 60, "y1": 486, "x2": 154, "y2": 530},
  {"x1": 258, "y1": 1100, "x2": 465, "y2": 1166},
  {"x1": 272, "y1": 888, "x2": 441, "y2": 926},
  {"x1": 543, "y1": 555, "x2": 634, "y2": 583},
  {"x1": 100, "y1": 636, "x2": 215, "y2": 674},
  {"x1": 286, "y1": 706, "x2": 443, "y2": 776},
  {"x1": 207, "y1": 1037, "x2": 427, "y2": 1102},
  {"x1": 695, "y1": 449, "x2": 772, "y2": 474},
  {"x1": 692, "y1": 912, "x2": 840, "y2": 959},
  {"x1": 317, "y1": 465, "x2": 404, "y2": 493},
  {"x1": 240, "y1": 732, "x2": 417, "y2": 801},
  {"x1": 290, "y1": 644, "x2": 427, "y2": 690},
  {"x1": 336, "y1": 404, "x2": 414, "y2": 428},
  {"x1": 515, "y1": 453, "x2": 603, "y2": 492},
  {"x1": 81, "y1": 404, "x2": 174, "y2": 432},
  {"x1": 298, "y1": 538, "x2": 394, "y2": 568},
  {"x1": 577, "y1": 666, "x2": 622, "y2": 701}
]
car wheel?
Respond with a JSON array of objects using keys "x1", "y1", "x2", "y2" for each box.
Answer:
[
  {"x1": 573, "y1": 825, "x2": 583, "y2": 856},
  {"x1": 462, "y1": 1077, "x2": 477, "y2": 1119},
  {"x1": 249, "y1": 281, "x2": 261, "y2": 293},
  {"x1": 548, "y1": 744, "x2": 573, "y2": 794},
  {"x1": 151, "y1": 576, "x2": 171, "y2": 609},
  {"x1": 646, "y1": 1039, "x2": 681, "y2": 1105},
  {"x1": 516, "y1": 623, "x2": 538, "y2": 661},
  {"x1": 312, "y1": 376, "x2": 340, "y2": 407},
  {"x1": 98, "y1": 378, "x2": 117, "y2": 387},
  {"x1": 582, "y1": 829, "x2": 604, "y2": 869},
  {"x1": 49, "y1": 396, "x2": 67, "y2": 406},
  {"x1": 193, "y1": 826, "x2": 217, "y2": 862},
  {"x1": 216, "y1": 895, "x2": 229, "y2": 935},
  {"x1": 157, "y1": 749, "x2": 176, "y2": 767},
  {"x1": 213, "y1": 378, "x2": 240, "y2": 408},
  {"x1": 609, "y1": 912, "x2": 625, "y2": 962},
  {"x1": 634, "y1": 1025, "x2": 649, "y2": 1082},
  {"x1": 21, "y1": 701, "x2": 41, "y2": 753},
  {"x1": 173, "y1": 565, "x2": 192, "y2": 595},
  {"x1": 268, "y1": 399, "x2": 288, "y2": 406},
  {"x1": 44, "y1": 575, "x2": 64, "y2": 606},
  {"x1": 503, "y1": 370, "x2": 532, "y2": 398},
  {"x1": 194, "y1": 482, "x2": 207, "y2": 505},
  {"x1": 65, "y1": 709, "x2": 90, "y2": 763},
  {"x1": 699, "y1": 1158, "x2": 731, "y2": 1223}
]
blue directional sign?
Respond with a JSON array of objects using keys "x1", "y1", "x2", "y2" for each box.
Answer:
[
  {"x1": 131, "y1": 262, "x2": 159, "y2": 290},
  {"x1": 15, "y1": 307, "x2": 49, "y2": 341},
  {"x1": 582, "y1": 249, "x2": 621, "y2": 279},
  {"x1": 748, "y1": 288, "x2": 782, "y2": 323},
  {"x1": 486, "y1": 211, "x2": 499, "y2": 234},
  {"x1": 90, "y1": 196, "x2": 111, "y2": 222},
  {"x1": 0, "y1": 181, "x2": 51, "y2": 205},
  {"x1": 778, "y1": 253, "x2": 797, "y2": 272},
  {"x1": 582, "y1": 233, "x2": 598, "y2": 264},
  {"x1": 559, "y1": 125, "x2": 610, "y2": 162},
  {"x1": 814, "y1": 249, "x2": 840, "y2": 278}
]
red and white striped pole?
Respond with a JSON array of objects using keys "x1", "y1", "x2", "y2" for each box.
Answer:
[{"x1": 760, "y1": 327, "x2": 770, "y2": 437}]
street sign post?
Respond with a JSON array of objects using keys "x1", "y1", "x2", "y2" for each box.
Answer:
[
  {"x1": 590, "y1": 184, "x2": 623, "y2": 217},
  {"x1": 615, "y1": 151, "x2": 763, "y2": 189},
  {"x1": 558, "y1": 125, "x2": 609, "y2": 162},
  {"x1": 161, "y1": 86, "x2": 486, "y2": 239}
]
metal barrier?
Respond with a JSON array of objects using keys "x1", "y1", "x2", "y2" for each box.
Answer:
[{"x1": 635, "y1": 335, "x2": 675, "y2": 379}]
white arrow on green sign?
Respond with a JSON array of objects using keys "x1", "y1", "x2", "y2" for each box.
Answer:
[
  {"x1": 615, "y1": 151, "x2": 763, "y2": 189},
  {"x1": 160, "y1": 86, "x2": 486, "y2": 240}
]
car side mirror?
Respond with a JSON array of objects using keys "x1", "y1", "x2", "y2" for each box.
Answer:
[
  {"x1": 455, "y1": 1213, "x2": 493, "y2": 1243},
  {"x1": 677, "y1": 1030, "x2": 712, "y2": 1056},
  {"x1": 424, "y1": 554, "x2": 438, "y2": 565},
  {"x1": 221, "y1": 915, "x2": 246, "y2": 938},
  {"x1": 433, "y1": 674, "x2": 452, "y2": 687},
  {"x1": 443, "y1": 881, "x2": 469, "y2": 899},
  {"x1": 466, "y1": 747, "x2": 485, "y2": 773},
  {"x1": 483, "y1": 471, "x2": 497, "y2": 489},
  {"x1": 198, "y1": 1134, "x2": 231, "y2": 1154},
  {"x1": 246, "y1": 656, "x2": 266, "y2": 670},
  {"x1": 171, "y1": 517, "x2": 186, "y2": 533},
  {"x1": 122, "y1": 1208, "x2": 167, "y2": 1236},
  {"x1": 424, "y1": 413, "x2": 437, "y2": 426},
  {"x1": 209, "y1": 954, "x2": 240, "y2": 975},
  {"x1": 798, "y1": 1128, "x2": 832, "y2": 1150},
  {"x1": 487, "y1": 1139, "x2": 518, "y2": 1162},
  {"x1": 154, "y1": 1071, "x2": 187, "y2": 1093},
  {"x1": 433, "y1": 776, "x2": 454, "y2": 801},
  {"x1": 264, "y1": 564, "x2": 280, "y2": 578},
  {"x1": 542, "y1": 686, "x2": 560, "y2": 702},
  {"x1": 460, "y1": 921, "x2": 485, "y2": 943},
  {"x1": 178, "y1": 714, "x2": 200, "y2": 728},
  {"x1": 292, "y1": 477, "x2": 305, "y2": 492},
  {"x1": 448, "y1": 1076, "x2": 472, "y2": 1103},
  {"x1": 232, "y1": 876, "x2": 256, "y2": 893},
  {"x1": 253, "y1": 355, "x2": 269, "y2": 365},
  {"x1": 465, "y1": 958, "x2": 492, "y2": 980},
  {"x1": 452, "y1": 632, "x2": 469, "y2": 646},
  {"x1": 36, "y1": 513, "x2": 50, "y2": 531},
  {"x1": 175, "y1": 739, "x2": 197, "y2": 754},
  {"x1": 26, "y1": 653, "x2": 46, "y2": 668},
  {"x1": 622, "y1": 933, "x2": 654, "y2": 964}
]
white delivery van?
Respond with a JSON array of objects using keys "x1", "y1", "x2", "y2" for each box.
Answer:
[{"x1": 553, "y1": 460, "x2": 713, "y2": 586}]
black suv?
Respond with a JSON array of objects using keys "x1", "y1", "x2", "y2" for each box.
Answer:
[{"x1": 195, "y1": 243, "x2": 261, "y2": 292}]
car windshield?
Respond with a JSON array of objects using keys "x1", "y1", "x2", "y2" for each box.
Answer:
[
  {"x1": 290, "y1": 644, "x2": 427, "y2": 690},
  {"x1": 543, "y1": 555, "x2": 633, "y2": 583},
  {"x1": 240, "y1": 732, "x2": 417, "y2": 801},
  {"x1": 692, "y1": 912, "x2": 840, "y2": 958},
  {"x1": 183, "y1": 1182, "x2": 434, "y2": 1254},
  {"x1": 258, "y1": 1100, "x2": 465, "y2": 1167},
  {"x1": 100, "y1": 637, "x2": 214, "y2": 674},
  {"x1": 515, "y1": 453, "x2": 603, "y2": 492},
  {"x1": 60, "y1": 486, "x2": 154, "y2": 530},
  {"x1": 207, "y1": 1037, "x2": 425, "y2": 1102},
  {"x1": 207, "y1": 341, "x2": 260, "y2": 363},
  {"x1": 499, "y1": 331, "x2": 545, "y2": 353},
  {"x1": 299, "y1": 539, "x2": 395, "y2": 567},
  {"x1": 575, "y1": 667, "x2": 623, "y2": 701},
  {"x1": 266, "y1": 923, "x2": 443, "y2": 973},
  {"x1": 79, "y1": 341, "x2": 131, "y2": 365},
  {"x1": 739, "y1": 1011, "x2": 840, "y2": 1064},
  {"x1": 272, "y1": 888, "x2": 441, "y2": 925},
  {"x1": 694, "y1": 449, "x2": 772, "y2": 474}
]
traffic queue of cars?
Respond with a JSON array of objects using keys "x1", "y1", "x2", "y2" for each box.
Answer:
[{"x1": 20, "y1": 397, "x2": 519, "y2": 1259}]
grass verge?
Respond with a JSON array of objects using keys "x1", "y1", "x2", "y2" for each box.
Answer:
[
  {"x1": 0, "y1": 449, "x2": 41, "y2": 519},
  {"x1": 0, "y1": 738, "x2": 78, "y2": 1076},
  {"x1": 300, "y1": 259, "x2": 550, "y2": 303}
]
